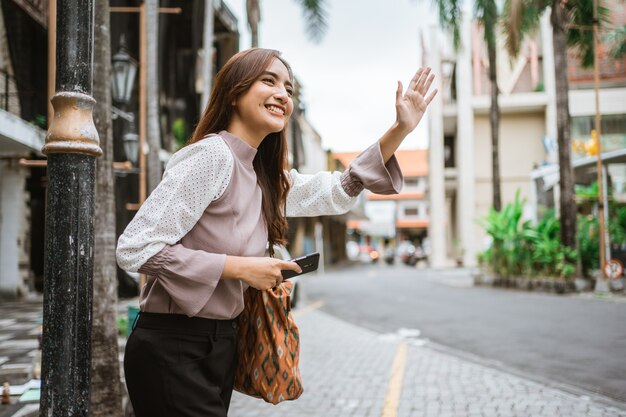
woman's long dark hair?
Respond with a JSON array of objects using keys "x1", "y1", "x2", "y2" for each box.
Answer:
[{"x1": 189, "y1": 48, "x2": 292, "y2": 253}]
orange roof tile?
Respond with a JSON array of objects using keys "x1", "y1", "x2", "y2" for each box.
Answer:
[
  {"x1": 347, "y1": 220, "x2": 361, "y2": 229},
  {"x1": 367, "y1": 192, "x2": 425, "y2": 201},
  {"x1": 396, "y1": 219, "x2": 430, "y2": 228},
  {"x1": 348, "y1": 219, "x2": 430, "y2": 230}
]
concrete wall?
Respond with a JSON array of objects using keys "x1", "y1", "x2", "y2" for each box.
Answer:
[
  {"x1": 473, "y1": 112, "x2": 546, "y2": 249},
  {"x1": 298, "y1": 114, "x2": 327, "y2": 174},
  {"x1": 0, "y1": 161, "x2": 30, "y2": 298},
  {"x1": 569, "y1": 88, "x2": 626, "y2": 117}
]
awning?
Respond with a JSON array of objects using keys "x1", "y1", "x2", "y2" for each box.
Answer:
[
  {"x1": 531, "y1": 148, "x2": 626, "y2": 189},
  {"x1": 0, "y1": 109, "x2": 45, "y2": 157}
]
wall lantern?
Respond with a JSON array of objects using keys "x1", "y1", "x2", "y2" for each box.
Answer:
[
  {"x1": 123, "y1": 131, "x2": 139, "y2": 166},
  {"x1": 111, "y1": 36, "x2": 138, "y2": 105}
]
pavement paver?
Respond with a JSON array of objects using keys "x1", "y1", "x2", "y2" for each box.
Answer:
[
  {"x1": 230, "y1": 308, "x2": 626, "y2": 417},
  {"x1": 0, "y1": 298, "x2": 42, "y2": 389},
  {"x1": 0, "y1": 294, "x2": 625, "y2": 417}
]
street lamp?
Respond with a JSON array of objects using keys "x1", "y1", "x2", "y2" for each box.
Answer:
[
  {"x1": 123, "y1": 131, "x2": 139, "y2": 166},
  {"x1": 112, "y1": 36, "x2": 139, "y2": 165},
  {"x1": 111, "y1": 36, "x2": 138, "y2": 105}
]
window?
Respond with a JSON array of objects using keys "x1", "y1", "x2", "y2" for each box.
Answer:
[
  {"x1": 404, "y1": 208, "x2": 418, "y2": 216},
  {"x1": 572, "y1": 114, "x2": 626, "y2": 155},
  {"x1": 444, "y1": 135, "x2": 455, "y2": 168}
]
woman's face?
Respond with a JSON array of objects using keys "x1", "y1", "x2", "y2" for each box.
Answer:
[{"x1": 231, "y1": 58, "x2": 294, "y2": 141}]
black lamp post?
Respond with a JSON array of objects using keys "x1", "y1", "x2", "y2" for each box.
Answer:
[{"x1": 40, "y1": 0, "x2": 101, "y2": 415}]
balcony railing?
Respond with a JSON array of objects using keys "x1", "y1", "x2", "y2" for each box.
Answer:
[{"x1": 0, "y1": 68, "x2": 32, "y2": 118}]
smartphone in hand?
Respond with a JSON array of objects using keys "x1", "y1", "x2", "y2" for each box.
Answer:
[{"x1": 282, "y1": 252, "x2": 320, "y2": 280}]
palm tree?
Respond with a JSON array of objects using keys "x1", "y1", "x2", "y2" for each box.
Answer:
[
  {"x1": 606, "y1": 25, "x2": 626, "y2": 58},
  {"x1": 436, "y1": 0, "x2": 503, "y2": 211},
  {"x1": 501, "y1": 0, "x2": 609, "y2": 248},
  {"x1": 247, "y1": 0, "x2": 328, "y2": 47},
  {"x1": 91, "y1": 1, "x2": 124, "y2": 415}
]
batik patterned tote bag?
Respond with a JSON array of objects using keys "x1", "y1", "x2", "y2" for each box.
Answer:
[{"x1": 234, "y1": 281, "x2": 303, "y2": 404}]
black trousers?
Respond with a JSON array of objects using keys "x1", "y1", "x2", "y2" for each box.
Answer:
[{"x1": 124, "y1": 312, "x2": 239, "y2": 417}]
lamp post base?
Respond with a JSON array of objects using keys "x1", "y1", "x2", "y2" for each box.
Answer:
[{"x1": 40, "y1": 153, "x2": 96, "y2": 417}]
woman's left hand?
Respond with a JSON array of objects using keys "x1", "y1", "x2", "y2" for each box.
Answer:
[{"x1": 394, "y1": 67, "x2": 438, "y2": 135}]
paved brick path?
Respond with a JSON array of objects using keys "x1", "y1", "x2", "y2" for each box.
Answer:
[
  {"x1": 0, "y1": 298, "x2": 42, "y2": 387},
  {"x1": 229, "y1": 308, "x2": 626, "y2": 417},
  {"x1": 1, "y1": 296, "x2": 625, "y2": 416}
]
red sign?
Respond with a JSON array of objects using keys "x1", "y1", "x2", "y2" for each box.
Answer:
[{"x1": 604, "y1": 259, "x2": 624, "y2": 280}]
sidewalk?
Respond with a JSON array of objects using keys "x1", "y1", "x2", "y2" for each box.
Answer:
[
  {"x1": 229, "y1": 306, "x2": 626, "y2": 417},
  {"x1": 0, "y1": 297, "x2": 42, "y2": 417},
  {"x1": 0, "y1": 296, "x2": 134, "y2": 417},
  {"x1": 0, "y1": 297, "x2": 42, "y2": 386},
  {"x1": 1, "y1": 296, "x2": 625, "y2": 416}
]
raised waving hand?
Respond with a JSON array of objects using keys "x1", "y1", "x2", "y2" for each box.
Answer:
[
  {"x1": 379, "y1": 67, "x2": 438, "y2": 162},
  {"x1": 395, "y1": 67, "x2": 437, "y2": 134}
]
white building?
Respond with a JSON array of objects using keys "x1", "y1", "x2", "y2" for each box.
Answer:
[{"x1": 426, "y1": 9, "x2": 626, "y2": 267}]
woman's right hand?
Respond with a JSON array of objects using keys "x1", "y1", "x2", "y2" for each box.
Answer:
[{"x1": 222, "y1": 256, "x2": 302, "y2": 290}]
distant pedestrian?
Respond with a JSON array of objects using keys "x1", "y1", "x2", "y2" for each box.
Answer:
[{"x1": 116, "y1": 47, "x2": 437, "y2": 417}]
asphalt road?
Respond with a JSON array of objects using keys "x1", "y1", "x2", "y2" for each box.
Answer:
[{"x1": 300, "y1": 262, "x2": 626, "y2": 405}]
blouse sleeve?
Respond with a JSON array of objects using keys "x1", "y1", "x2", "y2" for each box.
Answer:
[
  {"x1": 116, "y1": 137, "x2": 233, "y2": 316},
  {"x1": 286, "y1": 141, "x2": 403, "y2": 217}
]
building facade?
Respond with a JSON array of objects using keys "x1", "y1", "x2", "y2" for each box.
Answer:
[
  {"x1": 1, "y1": 0, "x2": 49, "y2": 298},
  {"x1": 427, "y1": 7, "x2": 626, "y2": 267},
  {"x1": 0, "y1": 0, "x2": 240, "y2": 298}
]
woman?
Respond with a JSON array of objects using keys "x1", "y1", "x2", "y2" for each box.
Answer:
[{"x1": 117, "y1": 48, "x2": 436, "y2": 416}]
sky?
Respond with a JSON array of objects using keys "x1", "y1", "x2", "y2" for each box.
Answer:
[{"x1": 223, "y1": 0, "x2": 439, "y2": 152}]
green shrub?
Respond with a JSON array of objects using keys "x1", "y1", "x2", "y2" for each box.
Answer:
[
  {"x1": 117, "y1": 316, "x2": 128, "y2": 336},
  {"x1": 480, "y1": 187, "x2": 626, "y2": 280},
  {"x1": 479, "y1": 191, "x2": 577, "y2": 278},
  {"x1": 578, "y1": 215, "x2": 600, "y2": 275},
  {"x1": 577, "y1": 205, "x2": 626, "y2": 276},
  {"x1": 172, "y1": 118, "x2": 188, "y2": 150},
  {"x1": 31, "y1": 114, "x2": 47, "y2": 129}
]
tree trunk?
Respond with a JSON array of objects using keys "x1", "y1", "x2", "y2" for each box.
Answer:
[
  {"x1": 201, "y1": 0, "x2": 215, "y2": 112},
  {"x1": 146, "y1": 0, "x2": 162, "y2": 193},
  {"x1": 552, "y1": 1, "x2": 577, "y2": 249},
  {"x1": 487, "y1": 41, "x2": 502, "y2": 211},
  {"x1": 247, "y1": 0, "x2": 260, "y2": 47},
  {"x1": 91, "y1": 1, "x2": 124, "y2": 415}
]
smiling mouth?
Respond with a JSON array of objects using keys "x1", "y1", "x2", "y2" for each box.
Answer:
[{"x1": 265, "y1": 105, "x2": 285, "y2": 115}]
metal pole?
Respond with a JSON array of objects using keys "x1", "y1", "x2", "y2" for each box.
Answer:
[
  {"x1": 48, "y1": 0, "x2": 56, "y2": 125},
  {"x1": 40, "y1": 0, "x2": 102, "y2": 415},
  {"x1": 603, "y1": 166, "x2": 611, "y2": 261},
  {"x1": 139, "y1": 1, "x2": 148, "y2": 289},
  {"x1": 592, "y1": 0, "x2": 610, "y2": 293}
]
